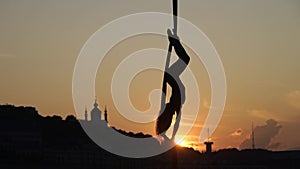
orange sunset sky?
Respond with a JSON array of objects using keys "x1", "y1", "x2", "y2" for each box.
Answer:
[{"x1": 1, "y1": 0, "x2": 300, "y2": 151}]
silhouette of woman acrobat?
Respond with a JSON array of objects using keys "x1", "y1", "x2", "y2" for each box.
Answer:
[{"x1": 156, "y1": 29, "x2": 190, "y2": 143}]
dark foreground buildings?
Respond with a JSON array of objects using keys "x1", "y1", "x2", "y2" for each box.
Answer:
[{"x1": 0, "y1": 104, "x2": 299, "y2": 169}]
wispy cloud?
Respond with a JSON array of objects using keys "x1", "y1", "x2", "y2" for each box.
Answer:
[
  {"x1": 248, "y1": 109, "x2": 279, "y2": 120},
  {"x1": 179, "y1": 121, "x2": 203, "y2": 128},
  {"x1": 286, "y1": 90, "x2": 300, "y2": 110},
  {"x1": 202, "y1": 98, "x2": 210, "y2": 109},
  {"x1": 231, "y1": 128, "x2": 243, "y2": 136},
  {"x1": 0, "y1": 51, "x2": 16, "y2": 58}
]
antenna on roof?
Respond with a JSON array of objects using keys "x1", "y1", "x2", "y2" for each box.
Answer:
[
  {"x1": 252, "y1": 122, "x2": 255, "y2": 149},
  {"x1": 207, "y1": 128, "x2": 210, "y2": 141}
]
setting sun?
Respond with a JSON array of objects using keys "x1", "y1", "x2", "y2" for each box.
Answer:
[{"x1": 175, "y1": 139, "x2": 186, "y2": 147}]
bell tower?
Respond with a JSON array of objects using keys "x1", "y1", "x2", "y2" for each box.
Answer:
[
  {"x1": 84, "y1": 106, "x2": 88, "y2": 121},
  {"x1": 104, "y1": 106, "x2": 108, "y2": 123}
]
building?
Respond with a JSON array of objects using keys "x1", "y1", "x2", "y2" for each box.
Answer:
[
  {"x1": 83, "y1": 98, "x2": 108, "y2": 125},
  {"x1": 91, "y1": 98, "x2": 102, "y2": 122},
  {"x1": 204, "y1": 141, "x2": 213, "y2": 153}
]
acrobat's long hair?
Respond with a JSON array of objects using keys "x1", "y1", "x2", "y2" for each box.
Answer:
[{"x1": 155, "y1": 103, "x2": 176, "y2": 135}]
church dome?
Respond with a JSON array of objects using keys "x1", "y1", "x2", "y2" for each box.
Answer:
[{"x1": 91, "y1": 98, "x2": 101, "y2": 122}]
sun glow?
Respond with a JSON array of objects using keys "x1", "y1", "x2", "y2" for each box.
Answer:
[{"x1": 175, "y1": 139, "x2": 186, "y2": 147}]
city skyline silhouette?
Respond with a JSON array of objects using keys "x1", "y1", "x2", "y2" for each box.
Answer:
[{"x1": 1, "y1": 104, "x2": 299, "y2": 169}]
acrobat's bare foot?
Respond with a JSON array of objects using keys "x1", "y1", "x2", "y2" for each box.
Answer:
[{"x1": 167, "y1": 29, "x2": 179, "y2": 45}]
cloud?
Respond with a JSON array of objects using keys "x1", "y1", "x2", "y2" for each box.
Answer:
[
  {"x1": 203, "y1": 98, "x2": 210, "y2": 109},
  {"x1": 231, "y1": 128, "x2": 243, "y2": 136},
  {"x1": 268, "y1": 142, "x2": 281, "y2": 149},
  {"x1": 286, "y1": 90, "x2": 300, "y2": 109},
  {"x1": 0, "y1": 52, "x2": 16, "y2": 58},
  {"x1": 240, "y1": 119, "x2": 282, "y2": 150},
  {"x1": 248, "y1": 109, "x2": 278, "y2": 120}
]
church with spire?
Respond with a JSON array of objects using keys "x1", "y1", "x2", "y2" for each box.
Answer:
[{"x1": 83, "y1": 97, "x2": 109, "y2": 126}]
